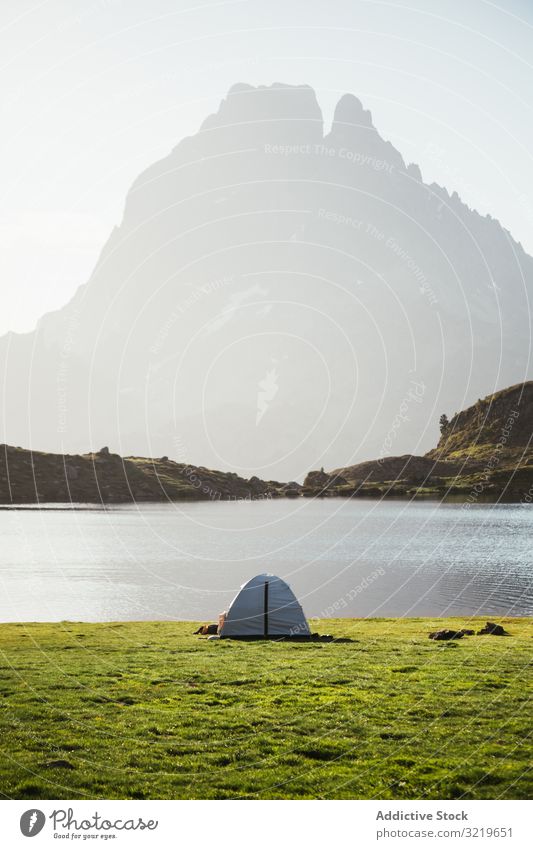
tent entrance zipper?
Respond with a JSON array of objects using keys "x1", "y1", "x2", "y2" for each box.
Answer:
[{"x1": 264, "y1": 580, "x2": 269, "y2": 637}]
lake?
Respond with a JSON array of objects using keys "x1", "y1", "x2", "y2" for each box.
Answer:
[{"x1": 0, "y1": 499, "x2": 531, "y2": 622}]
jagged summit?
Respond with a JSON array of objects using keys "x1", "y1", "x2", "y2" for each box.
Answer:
[
  {"x1": 200, "y1": 81, "x2": 323, "y2": 134},
  {"x1": 331, "y1": 92, "x2": 374, "y2": 130}
]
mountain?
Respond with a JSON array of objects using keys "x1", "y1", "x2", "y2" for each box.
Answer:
[
  {"x1": 307, "y1": 381, "x2": 533, "y2": 500},
  {"x1": 0, "y1": 446, "x2": 287, "y2": 505},
  {"x1": 1, "y1": 83, "x2": 532, "y2": 480}
]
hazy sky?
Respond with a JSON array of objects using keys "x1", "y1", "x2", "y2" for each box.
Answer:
[{"x1": 1, "y1": 0, "x2": 532, "y2": 337}]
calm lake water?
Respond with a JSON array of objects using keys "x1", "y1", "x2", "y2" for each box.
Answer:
[{"x1": 0, "y1": 499, "x2": 531, "y2": 622}]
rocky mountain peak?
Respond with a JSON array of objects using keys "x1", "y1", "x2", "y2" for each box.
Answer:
[
  {"x1": 332, "y1": 92, "x2": 374, "y2": 131},
  {"x1": 200, "y1": 81, "x2": 323, "y2": 137}
]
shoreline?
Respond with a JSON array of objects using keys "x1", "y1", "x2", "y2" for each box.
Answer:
[
  {"x1": 1, "y1": 492, "x2": 531, "y2": 509},
  {"x1": 2, "y1": 615, "x2": 530, "y2": 625}
]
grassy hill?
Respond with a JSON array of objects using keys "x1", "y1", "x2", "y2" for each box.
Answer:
[
  {"x1": 428, "y1": 381, "x2": 533, "y2": 464},
  {"x1": 0, "y1": 618, "x2": 531, "y2": 800},
  {"x1": 0, "y1": 445, "x2": 287, "y2": 505},
  {"x1": 306, "y1": 382, "x2": 533, "y2": 501}
]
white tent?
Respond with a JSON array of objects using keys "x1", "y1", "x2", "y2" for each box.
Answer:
[{"x1": 219, "y1": 573, "x2": 311, "y2": 638}]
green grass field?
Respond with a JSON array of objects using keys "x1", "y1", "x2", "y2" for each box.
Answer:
[{"x1": 0, "y1": 618, "x2": 531, "y2": 800}]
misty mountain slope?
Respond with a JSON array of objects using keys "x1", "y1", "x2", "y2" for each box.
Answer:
[{"x1": 1, "y1": 82, "x2": 531, "y2": 480}]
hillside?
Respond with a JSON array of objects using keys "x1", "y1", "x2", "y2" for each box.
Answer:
[
  {"x1": 305, "y1": 382, "x2": 533, "y2": 500},
  {"x1": 428, "y1": 381, "x2": 533, "y2": 463},
  {"x1": 0, "y1": 446, "x2": 287, "y2": 505},
  {"x1": 1, "y1": 83, "x2": 532, "y2": 479}
]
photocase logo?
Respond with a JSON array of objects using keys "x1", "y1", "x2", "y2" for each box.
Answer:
[
  {"x1": 256, "y1": 368, "x2": 279, "y2": 425},
  {"x1": 20, "y1": 809, "x2": 46, "y2": 837}
]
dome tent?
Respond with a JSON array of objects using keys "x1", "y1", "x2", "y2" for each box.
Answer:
[{"x1": 219, "y1": 573, "x2": 310, "y2": 638}]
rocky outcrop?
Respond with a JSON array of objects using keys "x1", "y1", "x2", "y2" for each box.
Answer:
[
  {"x1": 332, "y1": 454, "x2": 460, "y2": 485},
  {"x1": 477, "y1": 622, "x2": 509, "y2": 636},
  {"x1": 280, "y1": 481, "x2": 303, "y2": 498},
  {"x1": 428, "y1": 629, "x2": 473, "y2": 641},
  {"x1": 303, "y1": 469, "x2": 347, "y2": 494}
]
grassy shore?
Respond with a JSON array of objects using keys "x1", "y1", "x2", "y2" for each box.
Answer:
[{"x1": 0, "y1": 618, "x2": 531, "y2": 800}]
